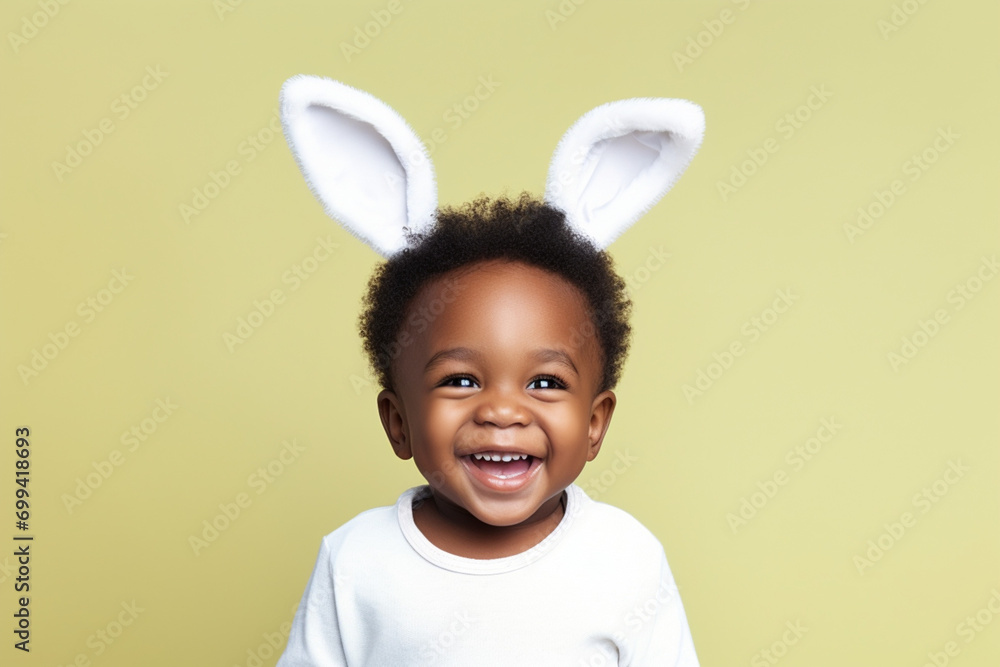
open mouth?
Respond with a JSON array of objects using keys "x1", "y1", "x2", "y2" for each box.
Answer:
[
  {"x1": 466, "y1": 452, "x2": 536, "y2": 479},
  {"x1": 459, "y1": 450, "x2": 544, "y2": 491}
]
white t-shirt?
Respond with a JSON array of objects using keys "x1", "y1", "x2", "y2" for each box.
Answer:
[{"x1": 276, "y1": 483, "x2": 699, "y2": 666}]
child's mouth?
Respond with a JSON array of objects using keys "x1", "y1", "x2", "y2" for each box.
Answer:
[
  {"x1": 460, "y1": 451, "x2": 542, "y2": 491},
  {"x1": 467, "y1": 452, "x2": 534, "y2": 479}
]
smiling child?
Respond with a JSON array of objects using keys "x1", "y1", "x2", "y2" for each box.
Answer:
[{"x1": 274, "y1": 76, "x2": 704, "y2": 666}]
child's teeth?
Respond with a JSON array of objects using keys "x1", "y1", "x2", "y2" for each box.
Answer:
[{"x1": 471, "y1": 453, "x2": 528, "y2": 461}]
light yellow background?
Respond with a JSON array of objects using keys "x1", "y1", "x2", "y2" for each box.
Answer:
[{"x1": 2, "y1": 0, "x2": 998, "y2": 665}]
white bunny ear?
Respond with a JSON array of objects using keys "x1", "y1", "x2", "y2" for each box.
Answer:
[
  {"x1": 544, "y1": 98, "x2": 705, "y2": 249},
  {"x1": 279, "y1": 75, "x2": 437, "y2": 258}
]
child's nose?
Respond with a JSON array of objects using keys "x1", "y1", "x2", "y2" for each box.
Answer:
[{"x1": 472, "y1": 384, "x2": 530, "y2": 429}]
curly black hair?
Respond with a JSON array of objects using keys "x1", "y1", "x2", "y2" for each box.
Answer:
[{"x1": 357, "y1": 191, "x2": 633, "y2": 396}]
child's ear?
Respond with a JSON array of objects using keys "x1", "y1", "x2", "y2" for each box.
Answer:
[
  {"x1": 377, "y1": 389, "x2": 412, "y2": 460},
  {"x1": 586, "y1": 390, "x2": 617, "y2": 462},
  {"x1": 279, "y1": 75, "x2": 438, "y2": 258},
  {"x1": 545, "y1": 97, "x2": 705, "y2": 249}
]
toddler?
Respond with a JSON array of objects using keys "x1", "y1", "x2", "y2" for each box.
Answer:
[{"x1": 274, "y1": 76, "x2": 703, "y2": 666}]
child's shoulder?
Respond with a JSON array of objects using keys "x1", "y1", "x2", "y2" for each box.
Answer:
[
  {"x1": 316, "y1": 491, "x2": 405, "y2": 556},
  {"x1": 570, "y1": 485, "x2": 669, "y2": 557},
  {"x1": 322, "y1": 485, "x2": 434, "y2": 563}
]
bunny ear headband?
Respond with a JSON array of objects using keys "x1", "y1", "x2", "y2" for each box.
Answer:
[{"x1": 279, "y1": 74, "x2": 705, "y2": 258}]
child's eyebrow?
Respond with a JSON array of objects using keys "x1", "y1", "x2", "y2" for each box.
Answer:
[
  {"x1": 424, "y1": 347, "x2": 483, "y2": 375},
  {"x1": 531, "y1": 348, "x2": 579, "y2": 376},
  {"x1": 424, "y1": 347, "x2": 579, "y2": 377}
]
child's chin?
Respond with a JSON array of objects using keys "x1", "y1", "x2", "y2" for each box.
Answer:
[
  {"x1": 465, "y1": 497, "x2": 549, "y2": 529},
  {"x1": 472, "y1": 509, "x2": 535, "y2": 528}
]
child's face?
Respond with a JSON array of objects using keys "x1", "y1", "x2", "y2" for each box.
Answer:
[{"x1": 376, "y1": 259, "x2": 617, "y2": 528}]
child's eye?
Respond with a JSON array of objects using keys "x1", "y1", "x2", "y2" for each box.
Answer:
[
  {"x1": 528, "y1": 374, "x2": 568, "y2": 390},
  {"x1": 439, "y1": 375, "x2": 477, "y2": 388}
]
